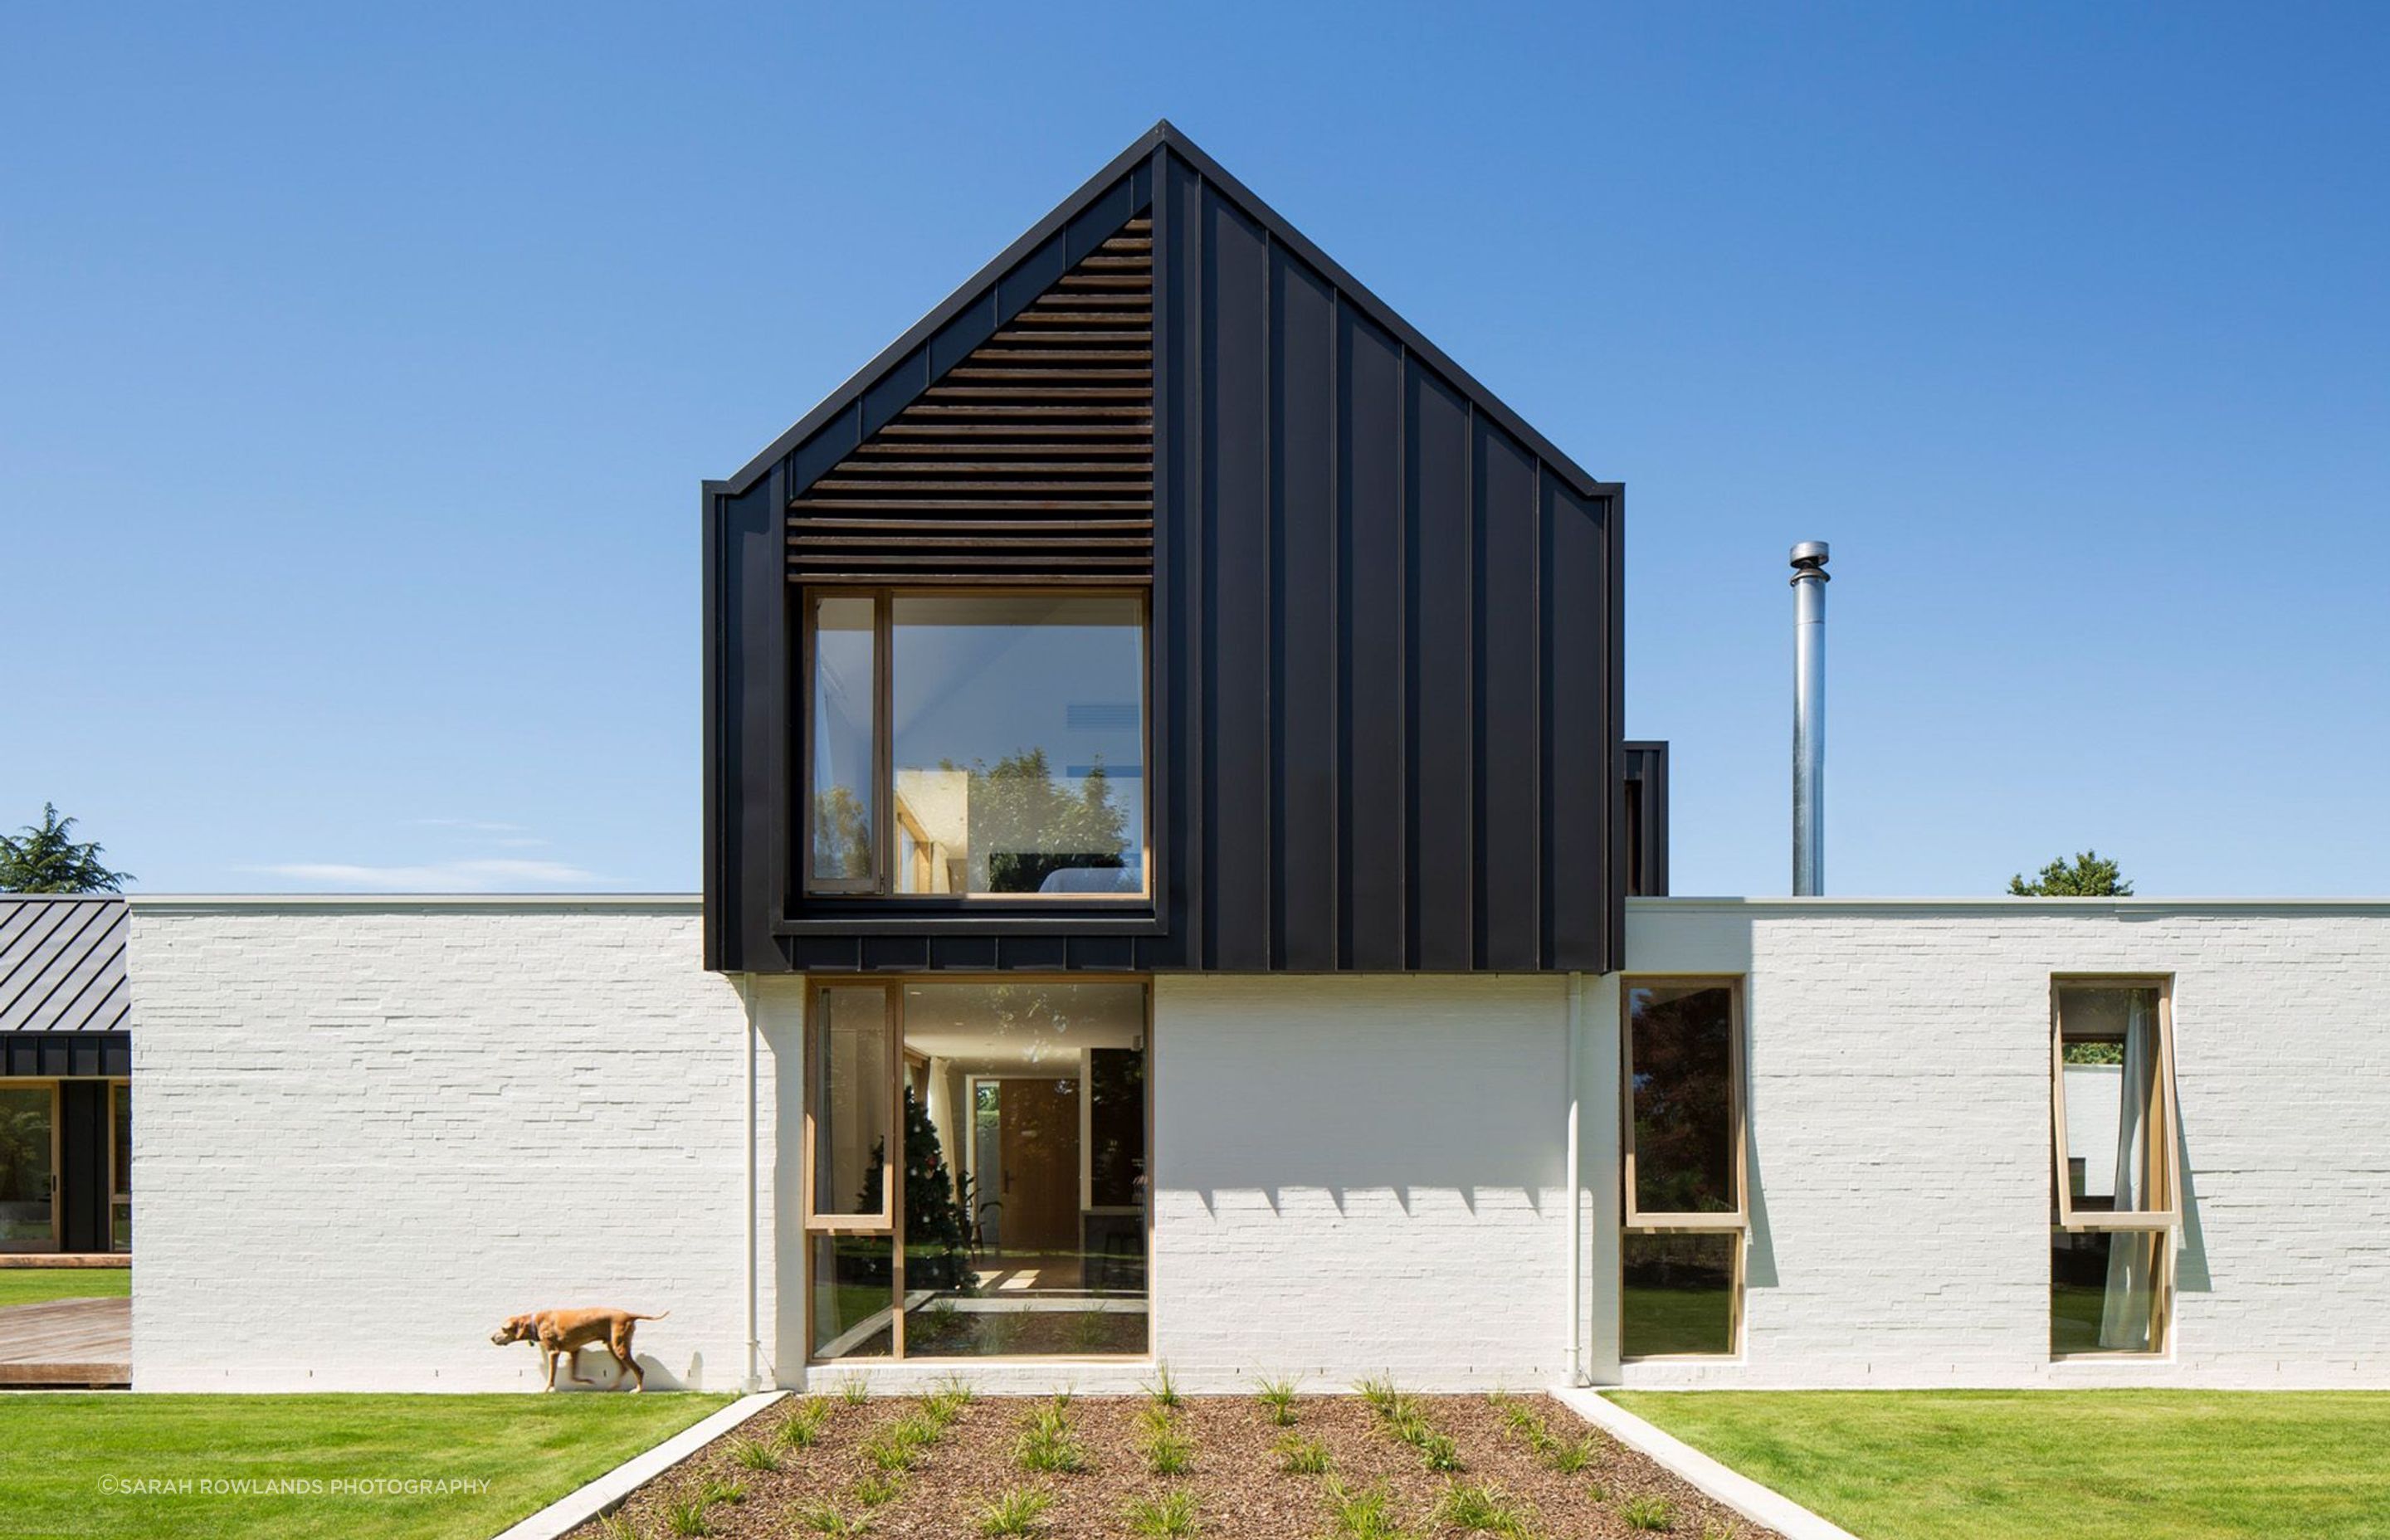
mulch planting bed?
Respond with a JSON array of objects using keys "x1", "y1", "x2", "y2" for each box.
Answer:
[{"x1": 578, "y1": 1384, "x2": 1782, "y2": 1538}]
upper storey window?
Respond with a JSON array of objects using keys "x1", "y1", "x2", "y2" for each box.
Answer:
[{"x1": 806, "y1": 591, "x2": 1148, "y2": 899}]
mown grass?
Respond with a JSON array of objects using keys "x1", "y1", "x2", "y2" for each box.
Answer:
[
  {"x1": 0, "y1": 1391, "x2": 731, "y2": 1539},
  {"x1": 1609, "y1": 1389, "x2": 2390, "y2": 1540},
  {"x1": 0, "y1": 1267, "x2": 130, "y2": 1308}
]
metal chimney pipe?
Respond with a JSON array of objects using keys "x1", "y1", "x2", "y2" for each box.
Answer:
[{"x1": 1790, "y1": 541, "x2": 1830, "y2": 895}]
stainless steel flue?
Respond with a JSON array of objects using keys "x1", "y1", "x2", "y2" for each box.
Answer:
[{"x1": 1790, "y1": 542, "x2": 1830, "y2": 895}]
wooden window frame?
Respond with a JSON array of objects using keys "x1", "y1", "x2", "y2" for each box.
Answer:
[
  {"x1": 2048, "y1": 974, "x2": 2178, "y2": 1359},
  {"x1": 1620, "y1": 976, "x2": 1749, "y2": 1232},
  {"x1": 1618, "y1": 976, "x2": 1749, "y2": 1362},
  {"x1": 801, "y1": 974, "x2": 1155, "y2": 1367},
  {"x1": 108, "y1": 1078, "x2": 130, "y2": 1255},
  {"x1": 802, "y1": 983, "x2": 900, "y2": 1235},
  {"x1": 2049, "y1": 975, "x2": 2181, "y2": 1234},
  {"x1": 797, "y1": 586, "x2": 1154, "y2": 904},
  {"x1": 0, "y1": 1079, "x2": 62, "y2": 1254}
]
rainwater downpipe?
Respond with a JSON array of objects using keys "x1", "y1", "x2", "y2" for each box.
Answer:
[
  {"x1": 1564, "y1": 971, "x2": 1584, "y2": 1385},
  {"x1": 740, "y1": 974, "x2": 760, "y2": 1393}
]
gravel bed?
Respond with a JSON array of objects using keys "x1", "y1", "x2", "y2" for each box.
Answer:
[{"x1": 579, "y1": 1387, "x2": 1782, "y2": 1538}]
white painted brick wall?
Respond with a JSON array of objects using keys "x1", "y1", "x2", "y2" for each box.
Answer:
[
  {"x1": 127, "y1": 901, "x2": 797, "y2": 1393},
  {"x1": 1610, "y1": 899, "x2": 2390, "y2": 1389},
  {"x1": 1151, "y1": 975, "x2": 1571, "y2": 1391},
  {"x1": 127, "y1": 895, "x2": 2390, "y2": 1394}
]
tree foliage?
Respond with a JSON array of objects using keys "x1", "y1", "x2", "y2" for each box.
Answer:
[
  {"x1": 2008, "y1": 850, "x2": 2132, "y2": 898},
  {"x1": 0, "y1": 804, "x2": 131, "y2": 894},
  {"x1": 962, "y1": 748, "x2": 1129, "y2": 893}
]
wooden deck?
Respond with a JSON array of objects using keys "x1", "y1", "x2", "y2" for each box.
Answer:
[{"x1": 0, "y1": 1297, "x2": 130, "y2": 1387}]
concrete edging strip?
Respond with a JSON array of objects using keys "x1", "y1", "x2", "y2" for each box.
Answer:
[
  {"x1": 1552, "y1": 1387, "x2": 1864, "y2": 1540},
  {"x1": 492, "y1": 1390, "x2": 786, "y2": 1540}
]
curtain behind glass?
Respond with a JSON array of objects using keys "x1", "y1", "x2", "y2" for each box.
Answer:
[{"x1": 2100, "y1": 992, "x2": 2158, "y2": 1348}]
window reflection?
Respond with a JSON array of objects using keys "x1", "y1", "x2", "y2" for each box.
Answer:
[{"x1": 889, "y1": 595, "x2": 1144, "y2": 896}]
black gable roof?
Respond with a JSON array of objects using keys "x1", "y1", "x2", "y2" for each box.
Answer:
[{"x1": 715, "y1": 121, "x2": 1602, "y2": 502}]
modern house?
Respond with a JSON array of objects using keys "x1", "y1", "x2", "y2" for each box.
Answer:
[{"x1": 128, "y1": 124, "x2": 2390, "y2": 1394}]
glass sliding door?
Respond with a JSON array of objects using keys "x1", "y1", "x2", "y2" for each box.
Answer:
[
  {"x1": 0, "y1": 1084, "x2": 58, "y2": 1253},
  {"x1": 804, "y1": 978, "x2": 1150, "y2": 1363}
]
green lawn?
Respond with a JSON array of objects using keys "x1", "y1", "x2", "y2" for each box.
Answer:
[
  {"x1": 0, "y1": 1268, "x2": 131, "y2": 1309},
  {"x1": 0, "y1": 1392, "x2": 733, "y2": 1539},
  {"x1": 1608, "y1": 1389, "x2": 2390, "y2": 1540}
]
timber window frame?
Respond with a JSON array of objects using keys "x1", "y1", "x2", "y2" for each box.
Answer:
[
  {"x1": 1619, "y1": 976, "x2": 1749, "y2": 1360},
  {"x1": 2050, "y1": 976, "x2": 2180, "y2": 1233},
  {"x1": 800, "y1": 976, "x2": 1155, "y2": 1365},
  {"x1": 802, "y1": 984, "x2": 900, "y2": 1235},
  {"x1": 1621, "y1": 977, "x2": 1749, "y2": 1231},
  {"x1": 798, "y1": 587, "x2": 1154, "y2": 903},
  {"x1": 2049, "y1": 974, "x2": 2180, "y2": 1358}
]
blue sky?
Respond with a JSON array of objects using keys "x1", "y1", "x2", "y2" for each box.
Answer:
[{"x1": 5, "y1": 2, "x2": 2385, "y2": 897}]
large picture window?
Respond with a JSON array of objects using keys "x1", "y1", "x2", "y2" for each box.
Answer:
[
  {"x1": 2050, "y1": 977, "x2": 2178, "y2": 1357},
  {"x1": 1620, "y1": 978, "x2": 1746, "y2": 1359},
  {"x1": 803, "y1": 591, "x2": 1149, "y2": 899},
  {"x1": 803, "y1": 978, "x2": 1151, "y2": 1362}
]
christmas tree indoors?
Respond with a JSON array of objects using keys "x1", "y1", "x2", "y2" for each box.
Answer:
[{"x1": 857, "y1": 1086, "x2": 978, "y2": 1295}]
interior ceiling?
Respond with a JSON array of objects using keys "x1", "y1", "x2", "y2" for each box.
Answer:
[{"x1": 901, "y1": 980, "x2": 1144, "y2": 1065}]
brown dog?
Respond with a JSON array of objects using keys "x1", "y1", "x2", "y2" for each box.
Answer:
[{"x1": 489, "y1": 1308, "x2": 667, "y2": 1391}]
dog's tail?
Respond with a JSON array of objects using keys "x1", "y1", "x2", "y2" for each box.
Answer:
[{"x1": 627, "y1": 1310, "x2": 671, "y2": 1322}]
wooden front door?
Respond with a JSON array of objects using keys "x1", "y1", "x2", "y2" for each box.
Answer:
[{"x1": 996, "y1": 1078, "x2": 1078, "y2": 1255}]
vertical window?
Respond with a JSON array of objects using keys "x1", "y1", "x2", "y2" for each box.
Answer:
[
  {"x1": 1621, "y1": 979, "x2": 1746, "y2": 1358},
  {"x1": 2051, "y1": 978, "x2": 2178, "y2": 1357},
  {"x1": 110, "y1": 1081, "x2": 130, "y2": 1253},
  {"x1": 0, "y1": 1084, "x2": 59, "y2": 1253},
  {"x1": 808, "y1": 595, "x2": 880, "y2": 889},
  {"x1": 806, "y1": 978, "x2": 1151, "y2": 1362},
  {"x1": 803, "y1": 591, "x2": 1148, "y2": 898}
]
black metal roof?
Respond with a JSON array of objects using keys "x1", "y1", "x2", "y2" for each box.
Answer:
[{"x1": 714, "y1": 121, "x2": 1603, "y2": 501}]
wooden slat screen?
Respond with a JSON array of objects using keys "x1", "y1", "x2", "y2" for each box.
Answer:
[{"x1": 789, "y1": 215, "x2": 1154, "y2": 583}]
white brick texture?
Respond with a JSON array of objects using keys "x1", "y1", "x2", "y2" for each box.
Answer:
[
  {"x1": 1151, "y1": 974, "x2": 1571, "y2": 1391},
  {"x1": 126, "y1": 896, "x2": 2390, "y2": 1393},
  {"x1": 127, "y1": 902, "x2": 791, "y2": 1392},
  {"x1": 1611, "y1": 899, "x2": 2390, "y2": 1389}
]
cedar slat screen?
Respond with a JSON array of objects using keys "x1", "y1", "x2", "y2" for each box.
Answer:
[{"x1": 789, "y1": 217, "x2": 1154, "y2": 583}]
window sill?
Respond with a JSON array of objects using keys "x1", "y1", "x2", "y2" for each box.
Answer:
[{"x1": 778, "y1": 908, "x2": 1163, "y2": 937}]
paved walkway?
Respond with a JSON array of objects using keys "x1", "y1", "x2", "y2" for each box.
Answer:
[{"x1": 0, "y1": 1297, "x2": 130, "y2": 1386}]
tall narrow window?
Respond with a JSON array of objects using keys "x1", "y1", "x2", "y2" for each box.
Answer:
[
  {"x1": 805, "y1": 986, "x2": 898, "y2": 1361},
  {"x1": 808, "y1": 595, "x2": 880, "y2": 889},
  {"x1": 1621, "y1": 979, "x2": 1746, "y2": 1358},
  {"x1": 110, "y1": 1081, "x2": 130, "y2": 1254},
  {"x1": 0, "y1": 1084, "x2": 58, "y2": 1253},
  {"x1": 2051, "y1": 978, "x2": 2178, "y2": 1357},
  {"x1": 802, "y1": 591, "x2": 1148, "y2": 898}
]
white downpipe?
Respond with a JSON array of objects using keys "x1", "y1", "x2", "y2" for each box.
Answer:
[
  {"x1": 741, "y1": 976, "x2": 760, "y2": 1393},
  {"x1": 1564, "y1": 971, "x2": 1584, "y2": 1385}
]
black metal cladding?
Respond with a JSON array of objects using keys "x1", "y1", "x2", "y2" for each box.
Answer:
[
  {"x1": 705, "y1": 123, "x2": 1622, "y2": 974},
  {"x1": 1624, "y1": 742, "x2": 1671, "y2": 898}
]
